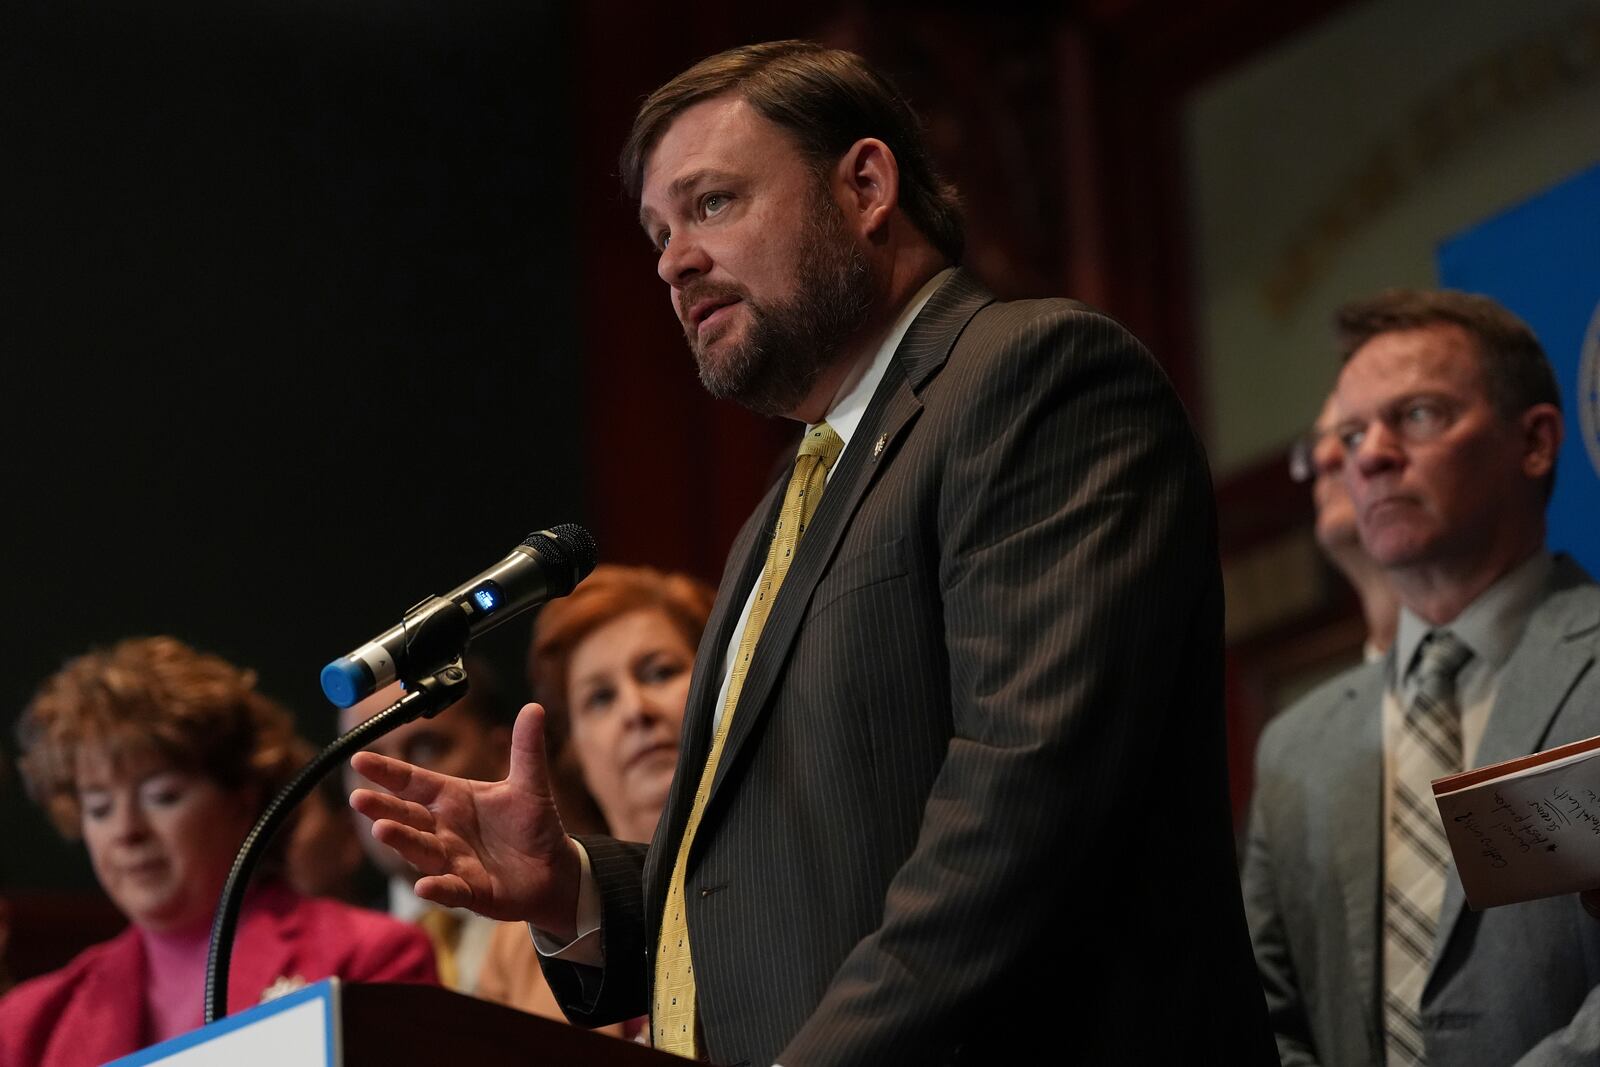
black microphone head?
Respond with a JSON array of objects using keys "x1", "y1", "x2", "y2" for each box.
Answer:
[{"x1": 524, "y1": 523, "x2": 598, "y2": 595}]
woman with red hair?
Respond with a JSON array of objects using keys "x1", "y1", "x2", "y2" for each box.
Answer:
[{"x1": 476, "y1": 564, "x2": 714, "y2": 1037}]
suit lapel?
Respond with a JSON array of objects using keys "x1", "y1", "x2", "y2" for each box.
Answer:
[
  {"x1": 1330, "y1": 665, "x2": 1386, "y2": 1045},
  {"x1": 696, "y1": 271, "x2": 993, "y2": 838},
  {"x1": 647, "y1": 270, "x2": 995, "y2": 890},
  {"x1": 645, "y1": 484, "x2": 783, "y2": 911},
  {"x1": 1431, "y1": 559, "x2": 1600, "y2": 974},
  {"x1": 701, "y1": 370, "x2": 920, "y2": 808}
]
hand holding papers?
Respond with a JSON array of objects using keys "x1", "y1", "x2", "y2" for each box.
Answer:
[{"x1": 1434, "y1": 734, "x2": 1600, "y2": 910}]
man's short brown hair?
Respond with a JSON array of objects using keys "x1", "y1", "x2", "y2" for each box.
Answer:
[
  {"x1": 621, "y1": 40, "x2": 964, "y2": 263},
  {"x1": 1334, "y1": 288, "x2": 1561, "y2": 420},
  {"x1": 1335, "y1": 287, "x2": 1562, "y2": 500}
]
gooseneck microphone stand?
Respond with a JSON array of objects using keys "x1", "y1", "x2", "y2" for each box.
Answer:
[{"x1": 202, "y1": 662, "x2": 468, "y2": 1025}]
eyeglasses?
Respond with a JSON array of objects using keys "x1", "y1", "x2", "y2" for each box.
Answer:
[
  {"x1": 1332, "y1": 397, "x2": 1457, "y2": 454},
  {"x1": 1289, "y1": 396, "x2": 1459, "y2": 482},
  {"x1": 1288, "y1": 429, "x2": 1334, "y2": 484}
]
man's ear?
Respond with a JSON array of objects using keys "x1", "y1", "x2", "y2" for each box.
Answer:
[
  {"x1": 834, "y1": 137, "x2": 899, "y2": 240},
  {"x1": 1519, "y1": 402, "x2": 1563, "y2": 481}
]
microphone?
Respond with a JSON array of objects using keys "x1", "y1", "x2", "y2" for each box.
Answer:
[{"x1": 320, "y1": 524, "x2": 597, "y2": 708}]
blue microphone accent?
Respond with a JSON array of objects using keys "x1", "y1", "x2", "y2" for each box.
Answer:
[{"x1": 320, "y1": 659, "x2": 370, "y2": 709}]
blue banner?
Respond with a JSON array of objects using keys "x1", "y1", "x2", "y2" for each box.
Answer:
[{"x1": 1438, "y1": 162, "x2": 1600, "y2": 579}]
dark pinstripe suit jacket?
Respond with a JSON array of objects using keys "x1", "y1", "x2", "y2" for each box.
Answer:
[{"x1": 544, "y1": 270, "x2": 1274, "y2": 1066}]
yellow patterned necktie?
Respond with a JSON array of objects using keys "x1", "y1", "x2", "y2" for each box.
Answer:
[{"x1": 653, "y1": 422, "x2": 846, "y2": 1056}]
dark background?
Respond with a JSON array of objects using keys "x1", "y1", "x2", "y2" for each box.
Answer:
[
  {"x1": 2, "y1": 1, "x2": 581, "y2": 888},
  {"x1": 1, "y1": 0, "x2": 1368, "y2": 897}
]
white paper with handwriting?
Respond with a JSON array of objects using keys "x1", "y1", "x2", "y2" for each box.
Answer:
[{"x1": 1435, "y1": 738, "x2": 1600, "y2": 909}]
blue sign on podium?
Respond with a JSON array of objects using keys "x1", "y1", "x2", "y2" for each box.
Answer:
[
  {"x1": 1437, "y1": 162, "x2": 1600, "y2": 579},
  {"x1": 106, "y1": 978, "x2": 339, "y2": 1067}
]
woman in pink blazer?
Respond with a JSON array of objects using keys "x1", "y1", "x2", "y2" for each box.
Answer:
[{"x1": 0, "y1": 636, "x2": 436, "y2": 1067}]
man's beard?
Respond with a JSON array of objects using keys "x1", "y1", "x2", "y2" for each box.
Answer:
[{"x1": 683, "y1": 188, "x2": 874, "y2": 418}]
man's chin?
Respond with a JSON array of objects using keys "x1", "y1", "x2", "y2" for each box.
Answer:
[
  {"x1": 1360, "y1": 527, "x2": 1434, "y2": 570},
  {"x1": 691, "y1": 332, "x2": 752, "y2": 391}
]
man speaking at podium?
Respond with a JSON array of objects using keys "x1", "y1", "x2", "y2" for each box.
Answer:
[{"x1": 352, "y1": 41, "x2": 1271, "y2": 1066}]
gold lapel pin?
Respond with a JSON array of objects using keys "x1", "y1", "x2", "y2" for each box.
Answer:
[{"x1": 873, "y1": 433, "x2": 888, "y2": 457}]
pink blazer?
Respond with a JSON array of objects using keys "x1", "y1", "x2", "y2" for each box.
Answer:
[{"x1": 0, "y1": 881, "x2": 436, "y2": 1067}]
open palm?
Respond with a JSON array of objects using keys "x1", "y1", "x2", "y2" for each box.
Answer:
[{"x1": 349, "y1": 702, "x2": 582, "y2": 937}]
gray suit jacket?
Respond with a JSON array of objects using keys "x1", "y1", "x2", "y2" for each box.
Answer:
[
  {"x1": 1244, "y1": 556, "x2": 1600, "y2": 1067},
  {"x1": 546, "y1": 270, "x2": 1274, "y2": 1066}
]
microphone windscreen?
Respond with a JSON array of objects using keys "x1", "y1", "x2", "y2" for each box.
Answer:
[{"x1": 528, "y1": 524, "x2": 598, "y2": 594}]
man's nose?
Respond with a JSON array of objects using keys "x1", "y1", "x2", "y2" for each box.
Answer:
[
  {"x1": 658, "y1": 231, "x2": 710, "y2": 287},
  {"x1": 1350, "y1": 419, "x2": 1404, "y2": 479}
]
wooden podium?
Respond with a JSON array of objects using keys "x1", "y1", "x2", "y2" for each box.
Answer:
[{"x1": 108, "y1": 981, "x2": 686, "y2": 1066}]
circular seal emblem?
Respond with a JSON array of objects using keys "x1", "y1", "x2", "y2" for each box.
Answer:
[{"x1": 1583, "y1": 297, "x2": 1600, "y2": 481}]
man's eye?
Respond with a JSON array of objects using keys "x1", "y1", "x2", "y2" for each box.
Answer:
[
  {"x1": 702, "y1": 193, "x2": 728, "y2": 216},
  {"x1": 1400, "y1": 401, "x2": 1448, "y2": 438},
  {"x1": 1338, "y1": 427, "x2": 1366, "y2": 452},
  {"x1": 657, "y1": 231, "x2": 671, "y2": 251},
  {"x1": 84, "y1": 801, "x2": 112, "y2": 821}
]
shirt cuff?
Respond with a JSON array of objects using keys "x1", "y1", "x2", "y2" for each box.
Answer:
[{"x1": 528, "y1": 838, "x2": 604, "y2": 967}]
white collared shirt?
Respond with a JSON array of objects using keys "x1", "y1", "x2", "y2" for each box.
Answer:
[{"x1": 1386, "y1": 550, "x2": 1553, "y2": 765}]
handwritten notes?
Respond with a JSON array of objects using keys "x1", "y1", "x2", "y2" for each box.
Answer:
[{"x1": 1434, "y1": 734, "x2": 1600, "y2": 909}]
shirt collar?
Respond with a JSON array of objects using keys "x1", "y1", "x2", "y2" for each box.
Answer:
[
  {"x1": 1394, "y1": 549, "x2": 1553, "y2": 682},
  {"x1": 813, "y1": 267, "x2": 955, "y2": 450}
]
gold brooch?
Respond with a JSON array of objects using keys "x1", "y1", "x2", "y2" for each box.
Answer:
[{"x1": 260, "y1": 975, "x2": 309, "y2": 1002}]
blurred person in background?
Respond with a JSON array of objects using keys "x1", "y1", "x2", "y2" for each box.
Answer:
[
  {"x1": 0, "y1": 636, "x2": 436, "y2": 1067},
  {"x1": 474, "y1": 564, "x2": 714, "y2": 1038},
  {"x1": 1246, "y1": 290, "x2": 1600, "y2": 1066},
  {"x1": 283, "y1": 740, "x2": 371, "y2": 905},
  {"x1": 1293, "y1": 390, "x2": 1401, "y2": 659},
  {"x1": 339, "y1": 656, "x2": 514, "y2": 995},
  {"x1": 0, "y1": 891, "x2": 10, "y2": 998},
  {"x1": 0, "y1": 743, "x2": 11, "y2": 997}
]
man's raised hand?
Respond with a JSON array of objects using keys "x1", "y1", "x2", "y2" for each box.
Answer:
[{"x1": 349, "y1": 702, "x2": 583, "y2": 941}]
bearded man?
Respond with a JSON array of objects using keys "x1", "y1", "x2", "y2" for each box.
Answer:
[{"x1": 353, "y1": 41, "x2": 1272, "y2": 1066}]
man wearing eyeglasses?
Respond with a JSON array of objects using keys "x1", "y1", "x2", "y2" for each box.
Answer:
[
  {"x1": 1292, "y1": 392, "x2": 1399, "y2": 661},
  {"x1": 1244, "y1": 288, "x2": 1600, "y2": 1067}
]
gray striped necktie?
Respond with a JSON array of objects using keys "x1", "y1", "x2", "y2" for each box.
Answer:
[{"x1": 1383, "y1": 630, "x2": 1473, "y2": 1065}]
